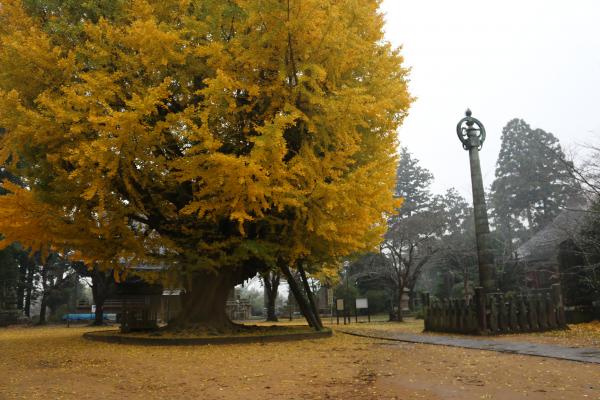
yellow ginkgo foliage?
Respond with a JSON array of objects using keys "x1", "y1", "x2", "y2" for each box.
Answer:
[{"x1": 0, "y1": 0, "x2": 411, "y2": 329}]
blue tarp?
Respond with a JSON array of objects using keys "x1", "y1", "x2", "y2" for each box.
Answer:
[{"x1": 62, "y1": 313, "x2": 117, "y2": 322}]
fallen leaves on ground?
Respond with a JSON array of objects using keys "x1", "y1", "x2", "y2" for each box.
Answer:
[
  {"x1": 343, "y1": 318, "x2": 600, "y2": 349},
  {"x1": 0, "y1": 324, "x2": 599, "y2": 399}
]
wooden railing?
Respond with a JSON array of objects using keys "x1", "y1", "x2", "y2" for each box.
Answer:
[{"x1": 423, "y1": 284, "x2": 566, "y2": 334}]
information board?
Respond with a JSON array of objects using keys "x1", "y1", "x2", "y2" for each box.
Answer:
[
  {"x1": 356, "y1": 298, "x2": 368, "y2": 309},
  {"x1": 327, "y1": 288, "x2": 334, "y2": 306}
]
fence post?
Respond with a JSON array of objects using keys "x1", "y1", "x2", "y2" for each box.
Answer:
[
  {"x1": 508, "y1": 296, "x2": 519, "y2": 332},
  {"x1": 488, "y1": 294, "x2": 498, "y2": 333},
  {"x1": 498, "y1": 294, "x2": 508, "y2": 333},
  {"x1": 546, "y1": 291, "x2": 557, "y2": 329},
  {"x1": 467, "y1": 300, "x2": 477, "y2": 333},
  {"x1": 449, "y1": 299, "x2": 455, "y2": 331},
  {"x1": 552, "y1": 284, "x2": 566, "y2": 327},
  {"x1": 441, "y1": 299, "x2": 449, "y2": 330},
  {"x1": 474, "y1": 287, "x2": 487, "y2": 333},
  {"x1": 454, "y1": 300, "x2": 460, "y2": 332},
  {"x1": 422, "y1": 292, "x2": 430, "y2": 331},
  {"x1": 528, "y1": 295, "x2": 539, "y2": 331},
  {"x1": 537, "y1": 293, "x2": 548, "y2": 331},
  {"x1": 518, "y1": 295, "x2": 529, "y2": 331},
  {"x1": 458, "y1": 299, "x2": 466, "y2": 332}
]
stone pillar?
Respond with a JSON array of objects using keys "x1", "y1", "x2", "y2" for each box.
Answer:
[{"x1": 457, "y1": 110, "x2": 496, "y2": 293}]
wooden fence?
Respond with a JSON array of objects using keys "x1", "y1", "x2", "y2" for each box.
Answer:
[{"x1": 423, "y1": 284, "x2": 566, "y2": 334}]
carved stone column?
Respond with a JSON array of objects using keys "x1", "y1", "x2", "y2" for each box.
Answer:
[{"x1": 456, "y1": 109, "x2": 496, "y2": 293}]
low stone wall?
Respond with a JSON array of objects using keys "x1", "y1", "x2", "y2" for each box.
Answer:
[
  {"x1": 83, "y1": 328, "x2": 332, "y2": 346},
  {"x1": 423, "y1": 284, "x2": 566, "y2": 335}
]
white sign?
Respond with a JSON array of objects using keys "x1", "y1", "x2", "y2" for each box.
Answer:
[
  {"x1": 336, "y1": 299, "x2": 345, "y2": 311},
  {"x1": 91, "y1": 305, "x2": 96, "y2": 313},
  {"x1": 356, "y1": 298, "x2": 368, "y2": 309},
  {"x1": 327, "y1": 288, "x2": 334, "y2": 306}
]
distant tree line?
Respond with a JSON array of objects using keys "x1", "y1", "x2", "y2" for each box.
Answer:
[{"x1": 339, "y1": 118, "x2": 598, "y2": 319}]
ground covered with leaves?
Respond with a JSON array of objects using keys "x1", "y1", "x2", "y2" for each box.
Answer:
[
  {"x1": 342, "y1": 318, "x2": 600, "y2": 349},
  {"x1": 0, "y1": 324, "x2": 599, "y2": 399}
]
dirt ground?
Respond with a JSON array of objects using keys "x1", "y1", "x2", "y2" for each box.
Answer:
[{"x1": 0, "y1": 325, "x2": 599, "y2": 400}]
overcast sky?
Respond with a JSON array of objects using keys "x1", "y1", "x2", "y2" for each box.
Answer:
[{"x1": 379, "y1": 0, "x2": 600, "y2": 200}]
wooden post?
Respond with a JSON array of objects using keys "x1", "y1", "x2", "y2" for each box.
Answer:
[
  {"x1": 447, "y1": 300, "x2": 454, "y2": 331},
  {"x1": 552, "y1": 284, "x2": 566, "y2": 327},
  {"x1": 528, "y1": 296, "x2": 539, "y2": 331},
  {"x1": 488, "y1": 295, "x2": 498, "y2": 333},
  {"x1": 509, "y1": 296, "x2": 519, "y2": 332},
  {"x1": 518, "y1": 295, "x2": 529, "y2": 331},
  {"x1": 466, "y1": 301, "x2": 476, "y2": 333},
  {"x1": 475, "y1": 287, "x2": 487, "y2": 333},
  {"x1": 442, "y1": 299, "x2": 449, "y2": 330},
  {"x1": 422, "y1": 292, "x2": 429, "y2": 331},
  {"x1": 498, "y1": 294, "x2": 507, "y2": 333},
  {"x1": 537, "y1": 293, "x2": 548, "y2": 331},
  {"x1": 458, "y1": 299, "x2": 469, "y2": 333},
  {"x1": 546, "y1": 292, "x2": 557, "y2": 329}
]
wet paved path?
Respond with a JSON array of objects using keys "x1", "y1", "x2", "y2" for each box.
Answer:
[{"x1": 338, "y1": 328, "x2": 600, "y2": 365}]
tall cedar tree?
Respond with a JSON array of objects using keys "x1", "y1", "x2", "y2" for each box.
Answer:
[
  {"x1": 491, "y1": 119, "x2": 576, "y2": 246},
  {"x1": 384, "y1": 148, "x2": 446, "y2": 321},
  {"x1": 0, "y1": 0, "x2": 411, "y2": 329}
]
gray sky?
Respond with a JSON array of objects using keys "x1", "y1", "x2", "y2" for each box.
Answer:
[{"x1": 380, "y1": 0, "x2": 600, "y2": 200}]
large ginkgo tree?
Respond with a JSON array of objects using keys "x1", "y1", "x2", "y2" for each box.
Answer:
[{"x1": 0, "y1": 0, "x2": 411, "y2": 330}]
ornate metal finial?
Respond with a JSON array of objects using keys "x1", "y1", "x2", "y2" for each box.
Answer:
[{"x1": 456, "y1": 109, "x2": 486, "y2": 150}]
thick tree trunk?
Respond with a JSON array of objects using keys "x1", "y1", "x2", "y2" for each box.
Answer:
[
  {"x1": 94, "y1": 303, "x2": 105, "y2": 325},
  {"x1": 169, "y1": 270, "x2": 238, "y2": 331},
  {"x1": 408, "y1": 289, "x2": 416, "y2": 312},
  {"x1": 92, "y1": 277, "x2": 106, "y2": 326},
  {"x1": 390, "y1": 284, "x2": 404, "y2": 322},
  {"x1": 38, "y1": 294, "x2": 48, "y2": 325},
  {"x1": 263, "y1": 271, "x2": 280, "y2": 322},
  {"x1": 91, "y1": 269, "x2": 110, "y2": 326},
  {"x1": 396, "y1": 289, "x2": 404, "y2": 322}
]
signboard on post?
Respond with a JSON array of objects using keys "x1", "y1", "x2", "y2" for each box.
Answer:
[
  {"x1": 356, "y1": 298, "x2": 368, "y2": 309},
  {"x1": 336, "y1": 299, "x2": 344, "y2": 311},
  {"x1": 327, "y1": 288, "x2": 334, "y2": 306},
  {"x1": 355, "y1": 298, "x2": 370, "y2": 323}
]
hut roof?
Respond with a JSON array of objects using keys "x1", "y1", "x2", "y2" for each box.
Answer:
[{"x1": 516, "y1": 198, "x2": 590, "y2": 263}]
